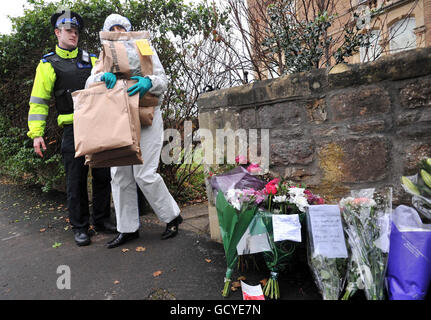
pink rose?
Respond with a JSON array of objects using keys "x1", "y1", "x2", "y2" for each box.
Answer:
[
  {"x1": 267, "y1": 178, "x2": 280, "y2": 186},
  {"x1": 247, "y1": 163, "x2": 261, "y2": 174},
  {"x1": 264, "y1": 183, "x2": 278, "y2": 195},
  {"x1": 235, "y1": 155, "x2": 247, "y2": 164}
]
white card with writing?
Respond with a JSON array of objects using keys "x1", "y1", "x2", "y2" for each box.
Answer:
[
  {"x1": 308, "y1": 205, "x2": 348, "y2": 258},
  {"x1": 272, "y1": 214, "x2": 302, "y2": 242},
  {"x1": 241, "y1": 281, "x2": 265, "y2": 300}
]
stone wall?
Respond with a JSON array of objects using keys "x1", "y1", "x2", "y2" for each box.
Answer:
[{"x1": 198, "y1": 47, "x2": 431, "y2": 212}]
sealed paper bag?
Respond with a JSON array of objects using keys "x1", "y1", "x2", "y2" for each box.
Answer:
[
  {"x1": 85, "y1": 80, "x2": 143, "y2": 168},
  {"x1": 99, "y1": 30, "x2": 160, "y2": 126},
  {"x1": 72, "y1": 82, "x2": 133, "y2": 157},
  {"x1": 99, "y1": 31, "x2": 153, "y2": 79},
  {"x1": 138, "y1": 106, "x2": 155, "y2": 126}
]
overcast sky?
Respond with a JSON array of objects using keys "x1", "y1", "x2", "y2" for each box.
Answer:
[
  {"x1": 0, "y1": 0, "x2": 204, "y2": 35},
  {"x1": 0, "y1": 0, "x2": 31, "y2": 34}
]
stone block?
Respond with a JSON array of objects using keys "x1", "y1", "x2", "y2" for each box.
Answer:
[
  {"x1": 403, "y1": 142, "x2": 431, "y2": 173},
  {"x1": 317, "y1": 137, "x2": 390, "y2": 184},
  {"x1": 347, "y1": 120, "x2": 387, "y2": 134},
  {"x1": 270, "y1": 140, "x2": 314, "y2": 166},
  {"x1": 399, "y1": 77, "x2": 431, "y2": 109},
  {"x1": 257, "y1": 102, "x2": 303, "y2": 128},
  {"x1": 310, "y1": 124, "x2": 345, "y2": 138},
  {"x1": 328, "y1": 85, "x2": 391, "y2": 121},
  {"x1": 396, "y1": 123, "x2": 431, "y2": 138},
  {"x1": 270, "y1": 126, "x2": 304, "y2": 139},
  {"x1": 239, "y1": 108, "x2": 257, "y2": 129},
  {"x1": 306, "y1": 98, "x2": 327, "y2": 124}
]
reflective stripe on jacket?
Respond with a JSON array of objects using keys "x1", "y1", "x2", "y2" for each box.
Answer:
[{"x1": 27, "y1": 45, "x2": 97, "y2": 139}]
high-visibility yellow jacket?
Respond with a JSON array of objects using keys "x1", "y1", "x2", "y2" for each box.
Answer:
[{"x1": 27, "y1": 45, "x2": 97, "y2": 139}]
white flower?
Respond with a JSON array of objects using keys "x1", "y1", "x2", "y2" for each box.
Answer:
[
  {"x1": 288, "y1": 187, "x2": 305, "y2": 198},
  {"x1": 273, "y1": 195, "x2": 287, "y2": 203},
  {"x1": 291, "y1": 195, "x2": 309, "y2": 212},
  {"x1": 225, "y1": 189, "x2": 242, "y2": 210},
  {"x1": 339, "y1": 197, "x2": 354, "y2": 208}
]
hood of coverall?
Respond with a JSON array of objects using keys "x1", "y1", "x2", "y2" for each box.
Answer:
[{"x1": 103, "y1": 14, "x2": 132, "y2": 32}]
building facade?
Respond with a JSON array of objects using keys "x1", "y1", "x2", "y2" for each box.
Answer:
[{"x1": 246, "y1": 0, "x2": 430, "y2": 71}]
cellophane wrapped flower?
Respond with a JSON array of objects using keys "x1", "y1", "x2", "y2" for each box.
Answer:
[
  {"x1": 309, "y1": 254, "x2": 348, "y2": 300},
  {"x1": 339, "y1": 188, "x2": 392, "y2": 300},
  {"x1": 260, "y1": 179, "x2": 325, "y2": 299},
  {"x1": 341, "y1": 257, "x2": 364, "y2": 300},
  {"x1": 216, "y1": 192, "x2": 258, "y2": 297}
]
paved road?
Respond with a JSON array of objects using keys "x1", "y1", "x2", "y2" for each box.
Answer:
[{"x1": 0, "y1": 182, "x2": 321, "y2": 301}]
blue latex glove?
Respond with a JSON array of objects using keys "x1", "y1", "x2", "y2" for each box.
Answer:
[
  {"x1": 101, "y1": 72, "x2": 117, "y2": 89},
  {"x1": 127, "y1": 76, "x2": 152, "y2": 98}
]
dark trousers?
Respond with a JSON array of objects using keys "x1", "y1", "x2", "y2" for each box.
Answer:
[{"x1": 61, "y1": 125, "x2": 112, "y2": 231}]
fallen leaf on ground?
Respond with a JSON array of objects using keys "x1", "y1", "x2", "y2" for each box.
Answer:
[
  {"x1": 153, "y1": 271, "x2": 162, "y2": 277},
  {"x1": 231, "y1": 286, "x2": 238, "y2": 292},
  {"x1": 52, "y1": 242, "x2": 62, "y2": 248},
  {"x1": 135, "y1": 246, "x2": 146, "y2": 252},
  {"x1": 237, "y1": 276, "x2": 246, "y2": 281},
  {"x1": 205, "y1": 258, "x2": 211, "y2": 263},
  {"x1": 114, "y1": 280, "x2": 120, "y2": 285},
  {"x1": 39, "y1": 228, "x2": 46, "y2": 233},
  {"x1": 232, "y1": 281, "x2": 241, "y2": 288},
  {"x1": 122, "y1": 249, "x2": 129, "y2": 253}
]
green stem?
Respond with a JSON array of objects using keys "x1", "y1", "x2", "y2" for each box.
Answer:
[{"x1": 222, "y1": 278, "x2": 231, "y2": 297}]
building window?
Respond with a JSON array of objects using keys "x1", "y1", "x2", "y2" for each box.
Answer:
[
  {"x1": 360, "y1": 29, "x2": 382, "y2": 62},
  {"x1": 389, "y1": 17, "x2": 416, "y2": 53}
]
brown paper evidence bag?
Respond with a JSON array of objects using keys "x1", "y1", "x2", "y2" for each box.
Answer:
[
  {"x1": 72, "y1": 80, "x2": 143, "y2": 168},
  {"x1": 94, "y1": 30, "x2": 159, "y2": 126},
  {"x1": 71, "y1": 31, "x2": 160, "y2": 168}
]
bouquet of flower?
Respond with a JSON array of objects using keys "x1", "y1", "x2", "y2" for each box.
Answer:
[
  {"x1": 339, "y1": 188, "x2": 391, "y2": 300},
  {"x1": 401, "y1": 158, "x2": 431, "y2": 221},
  {"x1": 216, "y1": 191, "x2": 258, "y2": 297},
  {"x1": 341, "y1": 252, "x2": 364, "y2": 300},
  {"x1": 309, "y1": 254, "x2": 348, "y2": 300},
  {"x1": 259, "y1": 178, "x2": 325, "y2": 299},
  {"x1": 306, "y1": 205, "x2": 349, "y2": 300}
]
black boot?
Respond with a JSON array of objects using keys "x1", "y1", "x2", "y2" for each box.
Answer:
[
  {"x1": 161, "y1": 215, "x2": 183, "y2": 240},
  {"x1": 106, "y1": 230, "x2": 139, "y2": 249},
  {"x1": 74, "y1": 229, "x2": 91, "y2": 246}
]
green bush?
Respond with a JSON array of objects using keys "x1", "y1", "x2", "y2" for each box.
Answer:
[
  {"x1": 0, "y1": 116, "x2": 65, "y2": 192},
  {"x1": 0, "y1": 0, "x2": 229, "y2": 201}
]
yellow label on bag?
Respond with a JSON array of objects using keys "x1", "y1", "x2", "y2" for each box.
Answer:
[{"x1": 136, "y1": 39, "x2": 154, "y2": 56}]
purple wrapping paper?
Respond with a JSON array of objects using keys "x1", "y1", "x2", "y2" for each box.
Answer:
[
  {"x1": 210, "y1": 166, "x2": 266, "y2": 194},
  {"x1": 386, "y1": 222, "x2": 431, "y2": 300}
]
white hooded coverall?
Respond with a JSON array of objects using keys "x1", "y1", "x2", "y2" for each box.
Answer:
[{"x1": 87, "y1": 14, "x2": 180, "y2": 232}]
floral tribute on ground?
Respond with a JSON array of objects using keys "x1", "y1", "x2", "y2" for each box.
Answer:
[
  {"x1": 209, "y1": 156, "x2": 431, "y2": 300},
  {"x1": 210, "y1": 159, "x2": 324, "y2": 298}
]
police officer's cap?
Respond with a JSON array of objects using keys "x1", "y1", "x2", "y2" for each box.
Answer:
[{"x1": 50, "y1": 10, "x2": 84, "y2": 31}]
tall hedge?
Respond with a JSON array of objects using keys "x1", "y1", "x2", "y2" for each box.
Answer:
[{"x1": 0, "y1": 0, "x2": 228, "y2": 199}]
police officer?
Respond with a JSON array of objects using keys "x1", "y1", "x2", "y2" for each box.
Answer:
[{"x1": 27, "y1": 9, "x2": 116, "y2": 246}]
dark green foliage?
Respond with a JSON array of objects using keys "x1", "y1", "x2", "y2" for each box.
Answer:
[{"x1": 0, "y1": 0, "x2": 228, "y2": 198}]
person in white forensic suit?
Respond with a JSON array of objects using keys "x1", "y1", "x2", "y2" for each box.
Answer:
[{"x1": 86, "y1": 14, "x2": 182, "y2": 248}]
